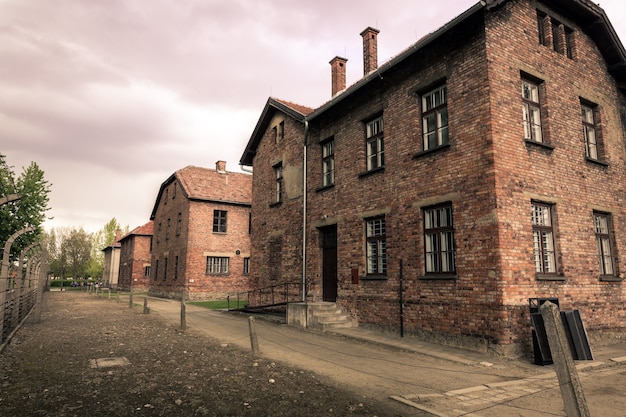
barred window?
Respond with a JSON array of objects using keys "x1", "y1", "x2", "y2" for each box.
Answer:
[
  {"x1": 206, "y1": 256, "x2": 229, "y2": 275},
  {"x1": 366, "y1": 217, "x2": 386, "y2": 275},
  {"x1": 532, "y1": 202, "x2": 556, "y2": 274}
]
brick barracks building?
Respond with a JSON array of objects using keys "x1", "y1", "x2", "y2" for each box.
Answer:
[
  {"x1": 241, "y1": 0, "x2": 626, "y2": 355},
  {"x1": 117, "y1": 221, "x2": 154, "y2": 293},
  {"x1": 149, "y1": 162, "x2": 252, "y2": 300}
]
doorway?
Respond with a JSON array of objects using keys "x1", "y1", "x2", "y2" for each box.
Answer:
[{"x1": 320, "y1": 226, "x2": 337, "y2": 302}]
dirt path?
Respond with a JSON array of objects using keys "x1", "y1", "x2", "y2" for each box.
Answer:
[{"x1": 0, "y1": 292, "x2": 417, "y2": 416}]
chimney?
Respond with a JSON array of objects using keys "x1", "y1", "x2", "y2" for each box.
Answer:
[
  {"x1": 216, "y1": 160, "x2": 227, "y2": 173},
  {"x1": 360, "y1": 27, "x2": 380, "y2": 75},
  {"x1": 329, "y1": 56, "x2": 348, "y2": 97}
]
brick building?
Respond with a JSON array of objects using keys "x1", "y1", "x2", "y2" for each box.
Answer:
[
  {"x1": 101, "y1": 230, "x2": 121, "y2": 288},
  {"x1": 118, "y1": 221, "x2": 153, "y2": 292},
  {"x1": 240, "y1": 0, "x2": 626, "y2": 355},
  {"x1": 149, "y1": 162, "x2": 252, "y2": 300}
]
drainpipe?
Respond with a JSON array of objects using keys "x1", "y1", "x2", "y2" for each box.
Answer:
[{"x1": 302, "y1": 120, "x2": 309, "y2": 302}]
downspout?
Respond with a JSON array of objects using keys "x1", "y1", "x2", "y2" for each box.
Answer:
[{"x1": 302, "y1": 120, "x2": 309, "y2": 302}]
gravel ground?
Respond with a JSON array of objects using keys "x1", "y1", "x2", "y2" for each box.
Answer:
[{"x1": 0, "y1": 291, "x2": 404, "y2": 417}]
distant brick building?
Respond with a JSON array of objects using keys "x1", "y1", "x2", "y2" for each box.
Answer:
[
  {"x1": 101, "y1": 230, "x2": 121, "y2": 288},
  {"x1": 149, "y1": 162, "x2": 252, "y2": 300},
  {"x1": 241, "y1": 0, "x2": 626, "y2": 355},
  {"x1": 118, "y1": 221, "x2": 153, "y2": 292}
]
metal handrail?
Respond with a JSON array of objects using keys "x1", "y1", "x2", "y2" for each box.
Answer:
[{"x1": 227, "y1": 281, "x2": 303, "y2": 311}]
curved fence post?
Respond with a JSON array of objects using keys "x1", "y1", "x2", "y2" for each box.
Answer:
[{"x1": 0, "y1": 226, "x2": 36, "y2": 343}]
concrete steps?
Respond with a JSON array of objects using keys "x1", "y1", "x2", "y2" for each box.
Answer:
[{"x1": 307, "y1": 302, "x2": 354, "y2": 331}]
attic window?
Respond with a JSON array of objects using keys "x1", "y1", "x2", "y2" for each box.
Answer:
[
  {"x1": 274, "y1": 121, "x2": 285, "y2": 143},
  {"x1": 537, "y1": 10, "x2": 574, "y2": 59}
]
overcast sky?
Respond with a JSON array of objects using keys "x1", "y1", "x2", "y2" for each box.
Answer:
[{"x1": 2, "y1": 0, "x2": 625, "y2": 234}]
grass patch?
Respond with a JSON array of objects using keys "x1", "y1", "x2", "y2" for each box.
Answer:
[{"x1": 188, "y1": 300, "x2": 245, "y2": 310}]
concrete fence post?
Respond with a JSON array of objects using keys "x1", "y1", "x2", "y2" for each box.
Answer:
[{"x1": 540, "y1": 301, "x2": 590, "y2": 417}]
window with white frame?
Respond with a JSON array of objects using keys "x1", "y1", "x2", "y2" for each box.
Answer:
[
  {"x1": 322, "y1": 139, "x2": 335, "y2": 187},
  {"x1": 531, "y1": 202, "x2": 556, "y2": 274},
  {"x1": 594, "y1": 212, "x2": 615, "y2": 277},
  {"x1": 423, "y1": 203, "x2": 456, "y2": 274},
  {"x1": 582, "y1": 103, "x2": 601, "y2": 161},
  {"x1": 243, "y1": 257, "x2": 250, "y2": 275},
  {"x1": 366, "y1": 217, "x2": 386, "y2": 275},
  {"x1": 206, "y1": 256, "x2": 229, "y2": 275},
  {"x1": 422, "y1": 85, "x2": 449, "y2": 151},
  {"x1": 274, "y1": 163, "x2": 283, "y2": 203},
  {"x1": 366, "y1": 116, "x2": 384, "y2": 171},
  {"x1": 522, "y1": 79, "x2": 543, "y2": 143},
  {"x1": 213, "y1": 210, "x2": 227, "y2": 233}
]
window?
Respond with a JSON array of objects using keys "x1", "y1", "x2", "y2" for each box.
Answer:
[
  {"x1": 278, "y1": 121, "x2": 284, "y2": 140},
  {"x1": 174, "y1": 256, "x2": 179, "y2": 280},
  {"x1": 206, "y1": 256, "x2": 229, "y2": 274},
  {"x1": 144, "y1": 266, "x2": 151, "y2": 277},
  {"x1": 154, "y1": 260, "x2": 158, "y2": 280},
  {"x1": 423, "y1": 204, "x2": 455, "y2": 274},
  {"x1": 274, "y1": 163, "x2": 283, "y2": 203},
  {"x1": 176, "y1": 212, "x2": 182, "y2": 236},
  {"x1": 422, "y1": 85, "x2": 449, "y2": 151},
  {"x1": 594, "y1": 212, "x2": 615, "y2": 277},
  {"x1": 173, "y1": 182, "x2": 177, "y2": 199},
  {"x1": 537, "y1": 11, "x2": 548, "y2": 47},
  {"x1": 522, "y1": 79, "x2": 543, "y2": 143},
  {"x1": 366, "y1": 116, "x2": 384, "y2": 171},
  {"x1": 166, "y1": 218, "x2": 171, "y2": 240},
  {"x1": 582, "y1": 103, "x2": 600, "y2": 161},
  {"x1": 366, "y1": 217, "x2": 386, "y2": 275},
  {"x1": 213, "y1": 210, "x2": 227, "y2": 233},
  {"x1": 163, "y1": 257, "x2": 168, "y2": 280},
  {"x1": 531, "y1": 202, "x2": 556, "y2": 274},
  {"x1": 322, "y1": 139, "x2": 335, "y2": 187},
  {"x1": 243, "y1": 257, "x2": 250, "y2": 275}
]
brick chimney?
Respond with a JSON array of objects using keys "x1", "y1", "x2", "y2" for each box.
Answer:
[
  {"x1": 216, "y1": 160, "x2": 226, "y2": 173},
  {"x1": 360, "y1": 27, "x2": 379, "y2": 75},
  {"x1": 329, "y1": 56, "x2": 348, "y2": 97}
]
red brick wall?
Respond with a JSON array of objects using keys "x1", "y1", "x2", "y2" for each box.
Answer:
[
  {"x1": 118, "y1": 234, "x2": 152, "y2": 291},
  {"x1": 150, "y1": 169, "x2": 252, "y2": 300},
  {"x1": 249, "y1": 0, "x2": 626, "y2": 354},
  {"x1": 484, "y1": 0, "x2": 626, "y2": 345},
  {"x1": 248, "y1": 112, "x2": 305, "y2": 292},
  {"x1": 314, "y1": 0, "x2": 625, "y2": 352}
]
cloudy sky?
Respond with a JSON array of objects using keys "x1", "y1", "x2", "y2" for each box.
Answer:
[{"x1": 2, "y1": 0, "x2": 625, "y2": 233}]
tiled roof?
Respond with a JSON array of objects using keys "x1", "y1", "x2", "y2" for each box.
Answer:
[
  {"x1": 175, "y1": 165, "x2": 252, "y2": 203},
  {"x1": 273, "y1": 98, "x2": 314, "y2": 116},
  {"x1": 120, "y1": 221, "x2": 154, "y2": 242}
]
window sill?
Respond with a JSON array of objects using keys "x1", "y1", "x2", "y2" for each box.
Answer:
[
  {"x1": 524, "y1": 139, "x2": 554, "y2": 151},
  {"x1": 535, "y1": 274, "x2": 565, "y2": 281},
  {"x1": 419, "y1": 274, "x2": 457, "y2": 280},
  {"x1": 359, "y1": 166, "x2": 385, "y2": 178},
  {"x1": 316, "y1": 184, "x2": 335, "y2": 193},
  {"x1": 269, "y1": 201, "x2": 282, "y2": 208},
  {"x1": 585, "y1": 157, "x2": 609, "y2": 167},
  {"x1": 600, "y1": 276, "x2": 622, "y2": 282},
  {"x1": 413, "y1": 143, "x2": 451, "y2": 159},
  {"x1": 360, "y1": 274, "x2": 387, "y2": 281}
]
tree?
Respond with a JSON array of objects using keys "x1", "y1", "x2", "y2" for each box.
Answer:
[
  {"x1": 0, "y1": 155, "x2": 51, "y2": 259},
  {"x1": 60, "y1": 228, "x2": 92, "y2": 279}
]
